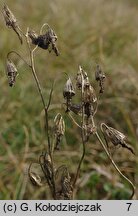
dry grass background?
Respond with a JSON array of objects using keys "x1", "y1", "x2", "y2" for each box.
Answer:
[{"x1": 0, "y1": 0, "x2": 138, "y2": 199}]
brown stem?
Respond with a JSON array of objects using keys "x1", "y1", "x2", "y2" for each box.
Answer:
[
  {"x1": 95, "y1": 130, "x2": 135, "y2": 199},
  {"x1": 7, "y1": 51, "x2": 30, "y2": 67},
  {"x1": 25, "y1": 30, "x2": 56, "y2": 199}
]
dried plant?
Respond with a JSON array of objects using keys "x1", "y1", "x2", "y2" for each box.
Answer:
[
  {"x1": 2, "y1": 4, "x2": 23, "y2": 44},
  {"x1": 2, "y1": 4, "x2": 136, "y2": 200}
]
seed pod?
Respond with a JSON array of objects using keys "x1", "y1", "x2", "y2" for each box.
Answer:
[
  {"x1": 83, "y1": 83, "x2": 97, "y2": 104},
  {"x1": 95, "y1": 64, "x2": 106, "y2": 93},
  {"x1": 6, "y1": 59, "x2": 18, "y2": 87},
  {"x1": 101, "y1": 123, "x2": 135, "y2": 155},
  {"x1": 2, "y1": 4, "x2": 23, "y2": 44},
  {"x1": 54, "y1": 113, "x2": 65, "y2": 150},
  {"x1": 63, "y1": 78, "x2": 75, "y2": 99}
]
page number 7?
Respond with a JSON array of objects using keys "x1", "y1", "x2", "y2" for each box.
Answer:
[{"x1": 126, "y1": 203, "x2": 132, "y2": 211}]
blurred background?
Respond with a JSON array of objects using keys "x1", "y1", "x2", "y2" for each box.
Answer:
[{"x1": 0, "y1": 0, "x2": 138, "y2": 199}]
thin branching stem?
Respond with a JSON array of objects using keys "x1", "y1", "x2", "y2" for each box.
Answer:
[
  {"x1": 95, "y1": 129, "x2": 135, "y2": 199},
  {"x1": 40, "y1": 23, "x2": 50, "y2": 35},
  {"x1": 25, "y1": 30, "x2": 56, "y2": 199},
  {"x1": 67, "y1": 113, "x2": 82, "y2": 129},
  {"x1": 46, "y1": 81, "x2": 55, "y2": 110},
  {"x1": 7, "y1": 51, "x2": 30, "y2": 67}
]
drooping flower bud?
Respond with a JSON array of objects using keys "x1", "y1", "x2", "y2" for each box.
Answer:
[{"x1": 6, "y1": 59, "x2": 18, "y2": 87}]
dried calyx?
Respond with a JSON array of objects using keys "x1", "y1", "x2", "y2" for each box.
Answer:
[
  {"x1": 63, "y1": 77, "x2": 75, "y2": 112},
  {"x1": 28, "y1": 27, "x2": 59, "y2": 56},
  {"x1": 95, "y1": 64, "x2": 106, "y2": 93},
  {"x1": 54, "y1": 113, "x2": 65, "y2": 150},
  {"x1": 82, "y1": 72, "x2": 97, "y2": 117},
  {"x1": 55, "y1": 166, "x2": 72, "y2": 200},
  {"x1": 6, "y1": 59, "x2": 18, "y2": 87},
  {"x1": 2, "y1": 4, "x2": 23, "y2": 44},
  {"x1": 101, "y1": 123, "x2": 135, "y2": 155}
]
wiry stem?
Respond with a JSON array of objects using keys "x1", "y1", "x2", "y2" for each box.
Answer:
[
  {"x1": 95, "y1": 130, "x2": 135, "y2": 199},
  {"x1": 25, "y1": 29, "x2": 56, "y2": 199},
  {"x1": 7, "y1": 51, "x2": 30, "y2": 67}
]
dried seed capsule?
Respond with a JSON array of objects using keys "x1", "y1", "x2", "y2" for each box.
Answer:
[
  {"x1": 63, "y1": 77, "x2": 75, "y2": 112},
  {"x1": 101, "y1": 123, "x2": 135, "y2": 155},
  {"x1": 2, "y1": 4, "x2": 23, "y2": 44},
  {"x1": 83, "y1": 83, "x2": 97, "y2": 104},
  {"x1": 61, "y1": 168, "x2": 72, "y2": 200},
  {"x1": 54, "y1": 113, "x2": 65, "y2": 150},
  {"x1": 63, "y1": 78, "x2": 75, "y2": 99},
  {"x1": 55, "y1": 166, "x2": 72, "y2": 200},
  {"x1": 2, "y1": 4, "x2": 17, "y2": 28},
  {"x1": 6, "y1": 59, "x2": 18, "y2": 87}
]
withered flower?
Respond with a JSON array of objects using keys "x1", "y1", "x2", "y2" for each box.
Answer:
[
  {"x1": 28, "y1": 27, "x2": 59, "y2": 56},
  {"x1": 61, "y1": 169, "x2": 73, "y2": 200},
  {"x1": 76, "y1": 66, "x2": 89, "y2": 89},
  {"x1": 63, "y1": 77, "x2": 75, "y2": 112},
  {"x1": 54, "y1": 113, "x2": 65, "y2": 150},
  {"x1": 83, "y1": 83, "x2": 97, "y2": 117},
  {"x1": 76, "y1": 66, "x2": 84, "y2": 89},
  {"x1": 6, "y1": 59, "x2": 18, "y2": 87},
  {"x1": 95, "y1": 64, "x2": 106, "y2": 93},
  {"x1": 55, "y1": 166, "x2": 72, "y2": 200},
  {"x1": 101, "y1": 123, "x2": 135, "y2": 155},
  {"x1": 2, "y1": 4, "x2": 23, "y2": 44},
  {"x1": 83, "y1": 83, "x2": 97, "y2": 104},
  {"x1": 63, "y1": 77, "x2": 75, "y2": 99}
]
